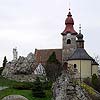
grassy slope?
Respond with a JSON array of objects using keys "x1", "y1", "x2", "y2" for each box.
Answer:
[
  {"x1": 0, "y1": 76, "x2": 52, "y2": 100},
  {"x1": 0, "y1": 76, "x2": 20, "y2": 87}
]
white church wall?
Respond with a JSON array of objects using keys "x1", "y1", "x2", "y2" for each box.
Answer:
[
  {"x1": 92, "y1": 65, "x2": 98, "y2": 76},
  {"x1": 68, "y1": 60, "x2": 92, "y2": 78}
]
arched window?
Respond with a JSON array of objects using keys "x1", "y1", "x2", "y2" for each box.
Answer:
[
  {"x1": 74, "y1": 64, "x2": 77, "y2": 69},
  {"x1": 67, "y1": 39, "x2": 71, "y2": 44}
]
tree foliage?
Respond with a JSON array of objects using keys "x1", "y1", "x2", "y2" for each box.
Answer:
[
  {"x1": 0, "y1": 56, "x2": 7, "y2": 75},
  {"x1": 32, "y1": 77, "x2": 45, "y2": 98},
  {"x1": 47, "y1": 52, "x2": 57, "y2": 63},
  {"x1": 0, "y1": 67, "x2": 4, "y2": 75},
  {"x1": 3, "y1": 56, "x2": 7, "y2": 68},
  {"x1": 91, "y1": 74, "x2": 100, "y2": 92},
  {"x1": 45, "y1": 52, "x2": 62, "y2": 82},
  {"x1": 92, "y1": 74, "x2": 98, "y2": 86}
]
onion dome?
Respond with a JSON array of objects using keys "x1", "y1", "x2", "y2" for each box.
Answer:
[
  {"x1": 65, "y1": 12, "x2": 74, "y2": 25},
  {"x1": 77, "y1": 24, "x2": 83, "y2": 40},
  {"x1": 61, "y1": 10, "x2": 78, "y2": 35},
  {"x1": 76, "y1": 25, "x2": 84, "y2": 48},
  {"x1": 77, "y1": 33, "x2": 83, "y2": 40}
]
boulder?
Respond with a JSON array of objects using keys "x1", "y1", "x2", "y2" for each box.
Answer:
[{"x1": 2, "y1": 95, "x2": 28, "y2": 100}]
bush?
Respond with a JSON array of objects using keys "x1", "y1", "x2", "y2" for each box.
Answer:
[
  {"x1": 32, "y1": 77, "x2": 45, "y2": 98},
  {"x1": 92, "y1": 74, "x2": 98, "y2": 86},
  {"x1": 92, "y1": 74, "x2": 100, "y2": 92},
  {"x1": 13, "y1": 82, "x2": 33, "y2": 90},
  {"x1": 42, "y1": 81, "x2": 52, "y2": 90},
  {"x1": 90, "y1": 95, "x2": 100, "y2": 100},
  {"x1": 83, "y1": 77, "x2": 92, "y2": 86},
  {"x1": 83, "y1": 75, "x2": 100, "y2": 93}
]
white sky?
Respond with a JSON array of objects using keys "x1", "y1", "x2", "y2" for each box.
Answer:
[{"x1": 0, "y1": 0, "x2": 100, "y2": 66}]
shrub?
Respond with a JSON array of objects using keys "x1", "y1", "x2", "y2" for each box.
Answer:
[
  {"x1": 83, "y1": 77, "x2": 92, "y2": 86},
  {"x1": 92, "y1": 74, "x2": 100, "y2": 92},
  {"x1": 13, "y1": 82, "x2": 33, "y2": 90},
  {"x1": 42, "y1": 81, "x2": 52, "y2": 90},
  {"x1": 90, "y1": 95, "x2": 100, "y2": 100},
  {"x1": 92, "y1": 74, "x2": 98, "y2": 86},
  {"x1": 32, "y1": 77, "x2": 45, "y2": 98}
]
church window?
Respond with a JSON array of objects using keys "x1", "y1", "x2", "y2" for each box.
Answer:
[
  {"x1": 67, "y1": 39, "x2": 71, "y2": 44},
  {"x1": 74, "y1": 64, "x2": 77, "y2": 68}
]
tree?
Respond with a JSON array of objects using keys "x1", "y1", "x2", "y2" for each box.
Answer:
[
  {"x1": 0, "y1": 67, "x2": 4, "y2": 75},
  {"x1": 32, "y1": 77, "x2": 45, "y2": 98},
  {"x1": 92, "y1": 74, "x2": 98, "y2": 86},
  {"x1": 45, "y1": 52, "x2": 62, "y2": 82},
  {"x1": 3, "y1": 56, "x2": 7, "y2": 68},
  {"x1": 91, "y1": 74, "x2": 100, "y2": 92},
  {"x1": 47, "y1": 52, "x2": 57, "y2": 62}
]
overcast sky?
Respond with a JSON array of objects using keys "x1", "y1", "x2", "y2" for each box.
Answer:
[{"x1": 0, "y1": 0, "x2": 100, "y2": 66}]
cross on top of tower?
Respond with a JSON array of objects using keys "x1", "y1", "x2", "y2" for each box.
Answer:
[
  {"x1": 77, "y1": 24, "x2": 83, "y2": 40},
  {"x1": 79, "y1": 24, "x2": 81, "y2": 34}
]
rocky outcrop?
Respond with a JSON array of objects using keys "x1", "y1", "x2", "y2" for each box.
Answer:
[
  {"x1": 2, "y1": 95, "x2": 28, "y2": 100},
  {"x1": 52, "y1": 65, "x2": 92, "y2": 100},
  {"x1": 2, "y1": 53, "x2": 36, "y2": 82}
]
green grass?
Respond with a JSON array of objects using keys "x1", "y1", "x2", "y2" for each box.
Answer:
[
  {"x1": 0, "y1": 76, "x2": 20, "y2": 87},
  {"x1": 0, "y1": 76, "x2": 52, "y2": 100},
  {"x1": 81, "y1": 82, "x2": 96, "y2": 95},
  {"x1": 0, "y1": 88, "x2": 52, "y2": 100}
]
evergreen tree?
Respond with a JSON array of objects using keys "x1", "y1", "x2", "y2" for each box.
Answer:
[
  {"x1": 3, "y1": 56, "x2": 7, "y2": 68},
  {"x1": 47, "y1": 52, "x2": 57, "y2": 62},
  {"x1": 32, "y1": 77, "x2": 45, "y2": 98},
  {"x1": 45, "y1": 52, "x2": 62, "y2": 82}
]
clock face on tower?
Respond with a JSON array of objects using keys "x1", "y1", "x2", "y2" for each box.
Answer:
[{"x1": 67, "y1": 33, "x2": 71, "y2": 37}]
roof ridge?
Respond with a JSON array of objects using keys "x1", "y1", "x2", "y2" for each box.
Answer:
[{"x1": 36, "y1": 48, "x2": 62, "y2": 51}]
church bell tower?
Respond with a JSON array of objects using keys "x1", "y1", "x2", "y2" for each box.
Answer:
[{"x1": 61, "y1": 9, "x2": 78, "y2": 63}]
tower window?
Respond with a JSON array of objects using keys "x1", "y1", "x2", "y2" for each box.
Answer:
[
  {"x1": 74, "y1": 64, "x2": 77, "y2": 68},
  {"x1": 67, "y1": 39, "x2": 71, "y2": 44}
]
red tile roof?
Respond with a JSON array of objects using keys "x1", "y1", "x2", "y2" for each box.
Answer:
[
  {"x1": 35, "y1": 49, "x2": 62, "y2": 65},
  {"x1": 61, "y1": 11, "x2": 78, "y2": 35}
]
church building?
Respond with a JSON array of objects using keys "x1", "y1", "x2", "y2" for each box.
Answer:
[{"x1": 34, "y1": 9, "x2": 99, "y2": 78}]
